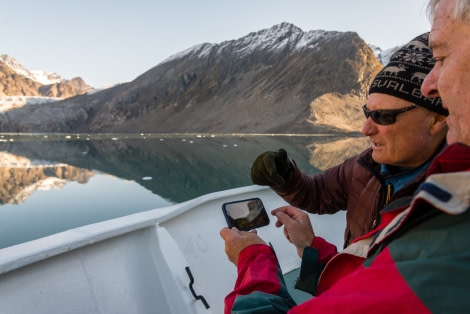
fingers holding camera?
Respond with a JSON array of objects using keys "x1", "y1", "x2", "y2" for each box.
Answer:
[
  {"x1": 271, "y1": 206, "x2": 315, "y2": 258},
  {"x1": 220, "y1": 227, "x2": 266, "y2": 266}
]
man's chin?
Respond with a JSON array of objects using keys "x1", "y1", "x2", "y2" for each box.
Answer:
[{"x1": 371, "y1": 152, "x2": 389, "y2": 165}]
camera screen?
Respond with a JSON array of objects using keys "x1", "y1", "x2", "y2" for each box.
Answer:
[{"x1": 222, "y1": 198, "x2": 270, "y2": 231}]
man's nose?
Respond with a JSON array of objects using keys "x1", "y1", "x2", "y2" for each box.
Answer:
[
  {"x1": 360, "y1": 117, "x2": 377, "y2": 136},
  {"x1": 421, "y1": 65, "x2": 440, "y2": 99}
]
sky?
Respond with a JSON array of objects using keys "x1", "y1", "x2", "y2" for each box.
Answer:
[{"x1": 1, "y1": 0, "x2": 431, "y2": 88}]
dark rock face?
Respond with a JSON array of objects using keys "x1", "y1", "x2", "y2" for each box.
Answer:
[
  {"x1": 0, "y1": 23, "x2": 382, "y2": 134},
  {"x1": 38, "y1": 77, "x2": 92, "y2": 98}
]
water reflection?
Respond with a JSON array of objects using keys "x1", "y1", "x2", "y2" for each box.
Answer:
[
  {"x1": 0, "y1": 134, "x2": 368, "y2": 203},
  {"x1": 0, "y1": 133, "x2": 369, "y2": 248},
  {"x1": 0, "y1": 152, "x2": 94, "y2": 204}
]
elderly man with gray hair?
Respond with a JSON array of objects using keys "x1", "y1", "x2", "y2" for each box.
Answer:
[{"x1": 220, "y1": 1, "x2": 470, "y2": 312}]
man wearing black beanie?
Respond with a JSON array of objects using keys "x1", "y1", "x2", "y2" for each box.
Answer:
[
  {"x1": 250, "y1": 32, "x2": 448, "y2": 249},
  {"x1": 221, "y1": 13, "x2": 470, "y2": 308},
  {"x1": 221, "y1": 32, "x2": 452, "y2": 312}
]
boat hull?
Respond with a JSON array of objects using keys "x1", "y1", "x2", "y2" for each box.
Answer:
[{"x1": 0, "y1": 185, "x2": 345, "y2": 313}]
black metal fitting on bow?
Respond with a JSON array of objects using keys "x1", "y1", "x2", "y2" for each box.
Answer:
[{"x1": 185, "y1": 266, "x2": 210, "y2": 309}]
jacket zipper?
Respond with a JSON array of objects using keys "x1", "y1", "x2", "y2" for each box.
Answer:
[{"x1": 371, "y1": 183, "x2": 392, "y2": 231}]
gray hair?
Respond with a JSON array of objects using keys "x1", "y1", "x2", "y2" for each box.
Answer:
[{"x1": 427, "y1": 0, "x2": 470, "y2": 23}]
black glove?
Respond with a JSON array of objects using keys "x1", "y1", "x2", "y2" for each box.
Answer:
[{"x1": 251, "y1": 148, "x2": 293, "y2": 187}]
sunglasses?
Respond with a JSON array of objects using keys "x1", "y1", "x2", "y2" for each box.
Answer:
[{"x1": 362, "y1": 104, "x2": 418, "y2": 125}]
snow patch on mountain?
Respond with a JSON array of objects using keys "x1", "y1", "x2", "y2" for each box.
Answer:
[
  {"x1": 369, "y1": 44, "x2": 401, "y2": 65},
  {"x1": 0, "y1": 54, "x2": 63, "y2": 85},
  {"x1": 161, "y1": 22, "x2": 402, "y2": 77},
  {"x1": 163, "y1": 23, "x2": 335, "y2": 64}
]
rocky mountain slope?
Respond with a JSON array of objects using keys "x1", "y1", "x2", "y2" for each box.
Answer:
[
  {"x1": 0, "y1": 54, "x2": 93, "y2": 98},
  {"x1": 0, "y1": 23, "x2": 383, "y2": 134}
]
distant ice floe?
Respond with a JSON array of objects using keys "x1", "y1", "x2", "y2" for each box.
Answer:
[{"x1": 142, "y1": 177, "x2": 153, "y2": 181}]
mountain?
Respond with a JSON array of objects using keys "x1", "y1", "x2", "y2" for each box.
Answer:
[
  {"x1": 0, "y1": 23, "x2": 383, "y2": 134},
  {"x1": 0, "y1": 54, "x2": 62, "y2": 85},
  {"x1": 0, "y1": 54, "x2": 93, "y2": 99},
  {"x1": 370, "y1": 45, "x2": 401, "y2": 66},
  {"x1": 0, "y1": 60, "x2": 42, "y2": 96}
]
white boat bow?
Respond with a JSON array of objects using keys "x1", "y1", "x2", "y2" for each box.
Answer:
[{"x1": 0, "y1": 185, "x2": 345, "y2": 313}]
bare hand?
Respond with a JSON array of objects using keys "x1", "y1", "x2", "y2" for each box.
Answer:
[
  {"x1": 220, "y1": 227, "x2": 267, "y2": 266},
  {"x1": 272, "y1": 206, "x2": 315, "y2": 258}
]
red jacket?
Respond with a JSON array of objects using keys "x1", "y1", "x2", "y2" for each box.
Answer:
[{"x1": 225, "y1": 143, "x2": 470, "y2": 313}]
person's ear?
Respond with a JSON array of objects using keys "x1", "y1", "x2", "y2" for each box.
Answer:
[{"x1": 429, "y1": 113, "x2": 448, "y2": 135}]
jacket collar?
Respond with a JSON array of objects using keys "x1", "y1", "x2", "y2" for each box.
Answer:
[
  {"x1": 427, "y1": 142, "x2": 470, "y2": 175},
  {"x1": 368, "y1": 170, "x2": 470, "y2": 250},
  {"x1": 354, "y1": 143, "x2": 470, "y2": 248}
]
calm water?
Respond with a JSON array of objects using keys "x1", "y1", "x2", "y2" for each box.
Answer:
[{"x1": 0, "y1": 133, "x2": 368, "y2": 249}]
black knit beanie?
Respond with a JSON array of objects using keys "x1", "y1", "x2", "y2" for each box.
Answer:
[{"x1": 369, "y1": 32, "x2": 448, "y2": 116}]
